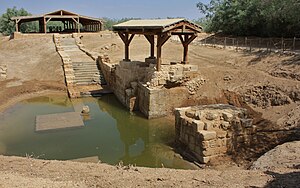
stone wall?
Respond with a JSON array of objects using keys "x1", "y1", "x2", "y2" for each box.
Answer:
[
  {"x1": 175, "y1": 104, "x2": 256, "y2": 163},
  {"x1": 98, "y1": 56, "x2": 205, "y2": 118}
]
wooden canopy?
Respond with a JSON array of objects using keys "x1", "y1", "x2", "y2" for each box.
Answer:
[
  {"x1": 113, "y1": 19, "x2": 202, "y2": 71},
  {"x1": 11, "y1": 10, "x2": 103, "y2": 33}
]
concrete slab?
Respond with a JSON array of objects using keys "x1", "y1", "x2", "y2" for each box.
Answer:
[
  {"x1": 71, "y1": 156, "x2": 100, "y2": 163},
  {"x1": 36, "y1": 112, "x2": 84, "y2": 132}
]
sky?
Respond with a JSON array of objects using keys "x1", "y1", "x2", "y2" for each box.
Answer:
[{"x1": 0, "y1": 0, "x2": 209, "y2": 20}]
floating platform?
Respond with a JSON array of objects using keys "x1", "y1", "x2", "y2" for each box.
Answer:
[{"x1": 35, "y1": 112, "x2": 84, "y2": 132}]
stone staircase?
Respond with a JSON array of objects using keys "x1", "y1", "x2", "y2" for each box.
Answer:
[
  {"x1": 72, "y1": 61, "x2": 106, "y2": 85},
  {"x1": 54, "y1": 34, "x2": 107, "y2": 98}
]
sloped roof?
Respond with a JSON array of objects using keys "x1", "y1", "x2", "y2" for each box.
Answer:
[
  {"x1": 113, "y1": 18, "x2": 202, "y2": 34},
  {"x1": 11, "y1": 9, "x2": 102, "y2": 23}
]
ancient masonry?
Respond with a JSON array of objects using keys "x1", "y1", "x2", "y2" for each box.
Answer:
[
  {"x1": 99, "y1": 56, "x2": 206, "y2": 118},
  {"x1": 54, "y1": 34, "x2": 106, "y2": 97},
  {"x1": 0, "y1": 64, "x2": 7, "y2": 80},
  {"x1": 175, "y1": 104, "x2": 256, "y2": 163}
]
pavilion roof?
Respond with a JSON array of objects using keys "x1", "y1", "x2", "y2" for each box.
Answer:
[{"x1": 113, "y1": 19, "x2": 202, "y2": 34}]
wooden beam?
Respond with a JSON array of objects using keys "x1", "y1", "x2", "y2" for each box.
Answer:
[
  {"x1": 157, "y1": 33, "x2": 171, "y2": 47},
  {"x1": 46, "y1": 17, "x2": 52, "y2": 24}
]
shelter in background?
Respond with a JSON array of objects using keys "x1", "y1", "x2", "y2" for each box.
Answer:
[
  {"x1": 113, "y1": 19, "x2": 202, "y2": 71},
  {"x1": 11, "y1": 10, "x2": 103, "y2": 34}
]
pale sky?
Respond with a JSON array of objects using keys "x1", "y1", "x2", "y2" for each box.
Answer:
[{"x1": 0, "y1": 0, "x2": 209, "y2": 19}]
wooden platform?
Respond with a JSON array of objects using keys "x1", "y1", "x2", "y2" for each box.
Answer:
[{"x1": 36, "y1": 112, "x2": 84, "y2": 132}]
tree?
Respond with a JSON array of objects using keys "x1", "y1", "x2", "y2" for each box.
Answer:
[
  {"x1": 197, "y1": 0, "x2": 300, "y2": 37},
  {"x1": 102, "y1": 17, "x2": 141, "y2": 30},
  {"x1": 0, "y1": 7, "x2": 38, "y2": 35}
]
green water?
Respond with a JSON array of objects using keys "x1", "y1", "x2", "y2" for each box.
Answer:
[{"x1": 0, "y1": 95, "x2": 195, "y2": 169}]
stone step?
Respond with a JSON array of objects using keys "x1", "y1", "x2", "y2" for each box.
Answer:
[
  {"x1": 72, "y1": 64, "x2": 98, "y2": 67},
  {"x1": 75, "y1": 81, "x2": 101, "y2": 85},
  {"x1": 72, "y1": 62, "x2": 97, "y2": 64},
  {"x1": 74, "y1": 72, "x2": 100, "y2": 75}
]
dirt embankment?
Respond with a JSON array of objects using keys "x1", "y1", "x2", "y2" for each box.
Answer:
[
  {"x1": 0, "y1": 35, "x2": 66, "y2": 112},
  {"x1": 1, "y1": 155, "x2": 299, "y2": 188}
]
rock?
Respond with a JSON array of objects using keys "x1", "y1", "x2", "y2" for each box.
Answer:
[
  {"x1": 198, "y1": 130, "x2": 217, "y2": 141},
  {"x1": 81, "y1": 105, "x2": 90, "y2": 114},
  {"x1": 206, "y1": 112, "x2": 218, "y2": 121},
  {"x1": 222, "y1": 112, "x2": 233, "y2": 122},
  {"x1": 185, "y1": 110, "x2": 196, "y2": 118}
]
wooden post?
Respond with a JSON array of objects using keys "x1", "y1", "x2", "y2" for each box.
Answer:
[
  {"x1": 77, "y1": 17, "x2": 80, "y2": 33},
  {"x1": 15, "y1": 19, "x2": 20, "y2": 32},
  {"x1": 156, "y1": 33, "x2": 171, "y2": 71},
  {"x1": 224, "y1": 37, "x2": 227, "y2": 49},
  {"x1": 178, "y1": 34, "x2": 197, "y2": 64},
  {"x1": 43, "y1": 17, "x2": 47, "y2": 33},
  {"x1": 145, "y1": 35, "x2": 155, "y2": 58},
  {"x1": 118, "y1": 32, "x2": 135, "y2": 61}
]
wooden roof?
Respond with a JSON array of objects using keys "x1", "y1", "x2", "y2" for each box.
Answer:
[
  {"x1": 11, "y1": 9, "x2": 103, "y2": 23},
  {"x1": 113, "y1": 19, "x2": 202, "y2": 34}
]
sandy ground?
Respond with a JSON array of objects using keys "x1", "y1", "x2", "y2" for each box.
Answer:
[
  {"x1": 1, "y1": 155, "x2": 299, "y2": 188},
  {"x1": 0, "y1": 32, "x2": 299, "y2": 187}
]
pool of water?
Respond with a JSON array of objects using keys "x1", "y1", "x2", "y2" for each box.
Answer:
[{"x1": 0, "y1": 94, "x2": 196, "y2": 169}]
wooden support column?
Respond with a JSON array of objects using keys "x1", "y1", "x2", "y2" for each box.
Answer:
[
  {"x1": 77, "y1": 17, "x2": 80, "y2": 33},
  {"x1": 118, "y1": 32, "x2": 135, "y2": 61},
  {"x1": 145, "y1": 35, "x2": 155, "y2": 58},
  {"x1": 156, "y1": 33, "x2": 171, "y2": 71},
  {"x1": 178, "y1": 34, "x2": 197, "y2": 64},
  {"x1": 15, "y1": 19, "x2": 20, "y2": 32},
  {"x1": 43, "y1": 17, "x2": 47, "y2": 33}
]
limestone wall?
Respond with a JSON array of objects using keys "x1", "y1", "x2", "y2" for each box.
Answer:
[
  {"x1": 98, "y1": 55, "x2": 205, "y2": 118},
  {"x1": 175, "y1": 104, "x2": 256, "y2": 163}
]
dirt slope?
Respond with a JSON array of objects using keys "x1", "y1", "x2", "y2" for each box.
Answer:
[{"x1": 0, "y1": 35, "x2": 66, "y2": 111}]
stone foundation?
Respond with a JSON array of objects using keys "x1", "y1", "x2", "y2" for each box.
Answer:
[
  {"x1": 99, "y1": 56, "x2": 205, "y2": 118},
  {"x1": 175, "y1": 104, "x2": 256, "y2": 163}
]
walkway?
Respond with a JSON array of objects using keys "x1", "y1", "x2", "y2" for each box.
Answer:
[{"x1": 54, "y1": 34, "x2": 107, "y2": 97}]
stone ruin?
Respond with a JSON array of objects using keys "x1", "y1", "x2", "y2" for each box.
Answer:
[
  {"x1": 99, "y1": 56, "x2": 206, "y2": 118},
  {"x1": 175, "y1": 104, "x2": 257, "y2": 164},
  {"x1": 0, "y1": 64, "x2": 7, "y2": 80}
]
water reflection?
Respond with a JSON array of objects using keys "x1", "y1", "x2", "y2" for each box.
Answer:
[{"x1": 0, "y1": 95, "x2": 196, "y2": 169}]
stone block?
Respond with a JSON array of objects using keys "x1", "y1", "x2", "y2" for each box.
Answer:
[
  {"x1": 192, "y1": 120, "x2": 205, "y2": 132},
  {"x1": 199, "y1": 156, "x2": 211, "y2": 164},
  {"x1": 185, "y1": 109, "x2": 195, "y2": 118},
  {"x1": 158, "y1": 78, "x2": 166, "y2": 85},
  {"x1": 194, "y1": 111, "x2": 201, "y2": 120},
  {"x1": 198, "y1": 130, "x2": 217, "y2": 141},
  {"x1": 204, "y1": 122, "x2": 213, "y2": 130},
  {"x1": 201, "y1": 141, "x2": 210, "y2": 149},
  {"x1": 222, "y1": 112, "x2": 233, "y2": 122},
  {"x1": 241, "y1": 118, "x2": 253, "y2": 128},
  {"x1": 216, "y1": 130, "x2": 227, "y2": 138},
  {"x1": 221, "y1": 122, "x2": 230, "y2": 130},
  {"x1": 206, "y1": 112, "x2": 219, "y2": 121},
  {"x1": 125, "y1": 88, "x2": 133, "y2": 97}
]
